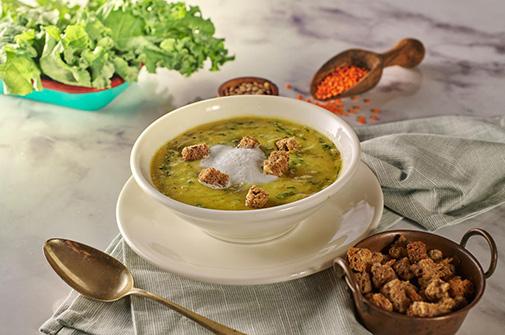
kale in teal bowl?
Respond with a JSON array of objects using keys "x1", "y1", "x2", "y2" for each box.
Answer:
[{"x1": 0, "y1": 1, "x2": 234, "y2": 111}]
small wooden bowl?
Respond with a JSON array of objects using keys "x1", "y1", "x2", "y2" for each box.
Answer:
[
  {"x1": 334, "y1": 228, "x2": 497, "y2": 335},
  {"x1": 218, "y1": 76, "x2": 279, "y2": 97}
]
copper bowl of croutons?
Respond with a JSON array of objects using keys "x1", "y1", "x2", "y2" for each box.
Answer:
[{"x1": 333, "y1": 228, "x2": 497, "y2": 335}]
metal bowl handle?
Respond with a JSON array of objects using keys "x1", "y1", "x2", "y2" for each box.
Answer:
[
  {"x1": 460, "y1": 228, "x2": 498, "y2": 279},
  {"x1": 333, "y1": 257, "x2": 366, "y2": 310}
]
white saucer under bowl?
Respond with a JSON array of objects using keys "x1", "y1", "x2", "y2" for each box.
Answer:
[{"x1": 117, "y1": 161, "x2": 383, "y2": 285}]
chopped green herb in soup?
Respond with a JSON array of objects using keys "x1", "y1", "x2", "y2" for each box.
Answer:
[{"x1": 151, "y1": 117, "x2": 341, "y2": 210}]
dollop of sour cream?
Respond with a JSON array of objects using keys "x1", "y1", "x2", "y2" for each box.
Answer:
[{"x1": 200, "y1": 145, "x2": 277, "y2": 185}]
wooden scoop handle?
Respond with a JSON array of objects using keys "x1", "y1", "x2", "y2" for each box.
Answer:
[{"x1": 380, "y1": 38, "x2": 425, "y2": 68}]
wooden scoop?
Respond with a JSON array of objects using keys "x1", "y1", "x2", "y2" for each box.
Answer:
[{"x1": 310, "y1": 38, "x2": 425, "y2": 100}]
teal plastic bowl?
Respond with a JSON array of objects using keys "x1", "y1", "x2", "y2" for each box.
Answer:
[{"x1": 0, "y1": 76, "x2": 129, "y2": 111}]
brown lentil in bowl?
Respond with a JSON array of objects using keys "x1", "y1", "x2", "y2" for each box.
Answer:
[{"x1": 218, "y1": 76, "x2": 279, "y2": 96}]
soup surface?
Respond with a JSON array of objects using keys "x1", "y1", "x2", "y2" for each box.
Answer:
[{"x1": 151, "y1": 117, "x2": 342, "y2": 210}]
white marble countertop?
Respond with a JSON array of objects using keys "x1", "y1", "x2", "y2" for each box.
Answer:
[{"x1": 1, "y1": 0, "x2": 504, "y2": 334}]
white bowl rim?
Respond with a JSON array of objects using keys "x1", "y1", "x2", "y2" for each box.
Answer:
[{"x1": 130, "y1": 95, "x2": 361, "y2": 218}]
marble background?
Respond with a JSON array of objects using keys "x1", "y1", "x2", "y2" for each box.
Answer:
[{"x1": 0, "y1": 0, "x2": 504, "y2": 334}]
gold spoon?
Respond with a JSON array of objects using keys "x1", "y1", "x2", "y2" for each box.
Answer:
[
  {"x1": 44, "y1": 238, "x2": 246, "y2": 335},
  {"x1": 310, "y1": 38, "x2": 425, "y2": 100}
]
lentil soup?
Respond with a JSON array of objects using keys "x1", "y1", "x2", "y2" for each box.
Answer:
[{"x1": 151, "y1": 117, "x2": 342, "y2": 210}]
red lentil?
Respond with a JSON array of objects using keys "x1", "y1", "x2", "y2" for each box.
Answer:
[
  {"x1": 357, "y1": 115, "x2": 367, "y2": 125},
  {"x1": 319, "y1": 99, "x2": 345, "y2": 115},
  {"x1": 283, "y1": 82, "x2": 380, "y2": 124},
  {"x1": 314, "y1": 65, "x2": 369, "y2": 100}
]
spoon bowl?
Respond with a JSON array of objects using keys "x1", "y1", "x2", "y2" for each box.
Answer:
[
  {"x1": 44, "y1": 239, "x2": 133, "y2": 301},
  {"x1": 311, "y1": 38, "x2": 425, "y2": 100},
  {"x1": 44, "y1": 238, "x2": 245, "y2": 334}
]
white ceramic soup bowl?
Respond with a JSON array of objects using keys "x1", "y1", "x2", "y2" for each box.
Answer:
[{"x1": 131, "y1": 95, "x2": 361, "y2": 243}]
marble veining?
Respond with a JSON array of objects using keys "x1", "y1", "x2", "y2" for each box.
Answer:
[{"x1": 0, "y1": 0, "x2": 504, "y2": 334}]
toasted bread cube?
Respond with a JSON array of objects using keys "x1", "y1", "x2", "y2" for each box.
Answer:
[
  {"x1": 403, "y1": 281, "x2": 424, "y2": 302},
  {"x1": 448, "y1": 276, "x2": 474, "y2": 299},
  {"x1": 407, "y1": 298, "x2": 456, "y2": 317},
  {"x1": 198, "y1": 167, "x2": 229, "y2": 189},
  {"x1": 411, "y1": 258, "x2": 436, "y2": 278},
  {"x1": 245, "y1": 185, "x2": 268, "y2": 208},
  {"x1": 381, "y1": 279, "x2": 411, "y2": 313},
  {"x1": 388, "y1": 235, "x2": 409, "y2": 259},
  {"x1": 411, "y1": 257, "x2": 455, "y2": 289},
  {"x1": 429, "y1": 249, "x2": 444, "y2": 262},
  {"x1": 355, "y1": 271, "x2": 373, "y2": 294},
  {"x1": 407, "y1": 241, "x2": 428, "y2": 263},
  {"x1": 371, "y1": 262, "x2": 397, "y2": 289},
  {"x1": 369, "y1": 293, "x2": 393, "y2": 312},
  {"x1": 437, "y1": 258, "x2": 456, "y2": 281},
  {"x1": 237, "y1": 136, "x2": 260, "y2": 149},
  {"x1": 263, "y1": 150, "x2": 289, "y2": 176},
  {"x1": 181, "y1": 143, "x2": 209, "y2": 161},
  {"x1": 393, "y1": 257, "x2": 414, "y2": 281},
  {"x1": 347, "y1": 247, "x2": 373, "y2": 272},
  {"x1": 371, "y1": 252, "x2": 385, "y2": 265},
  {"x1": 275, "y1": 137, "x2": 299, "y2": 152},
  {"x1": 425, "y1": 278, "x2": 450, "y2": 301}
]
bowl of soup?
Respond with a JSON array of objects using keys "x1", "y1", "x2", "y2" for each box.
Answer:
[{"x1": 130, "y1": 95, "x2": 360, "y2": 243}]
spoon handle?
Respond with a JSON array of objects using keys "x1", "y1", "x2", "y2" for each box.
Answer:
[
  {"x1": 130, "y1": 287, "x2": 246, "y2": 335},
  {"x1": 380, "y1": 38, "x2": 425, "y2": 68}
]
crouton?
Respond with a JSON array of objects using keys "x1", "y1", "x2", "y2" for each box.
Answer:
[
  {"x1": 181, "y1": 143, "x2": 209, "y2": 161},
  {"x1": 245, "y1": 185, "x2": 269, "y2": 209},
  {"x1": 437, "y1": 258, "x2": 456, "y2": 281},
  {"x1": 448, "y1": 276, "x2": 474, "y2": 299},
  {"x1": 347, "y1": 247, "x2": 373, "y2": 272},
  {"x1": 424, "y1": 278, "x2": 450, "y2": 301},
  {"x1": 429, "y1": 249, "x2": 444, "y2": 262},
  {"x1": 381, "y1": 279, "x2": 411, "y2": 313},
  {"x1": 237, "y1": 136, "x2": 260, "y2": 149},
  {"x1": 411, "y1": 258, "x2": 455, "y2": 289},
  {"x1": 369, "y1": 293, "x2": 393, "y2": 312},
  {"x1": 198, "y1": 168, "x2": 229, "y2": 189},
  {"x1": 393, "y1": 257, "x2": 414, "y2": 281},
  {"x1": 407, "y1": 241, "x2": 428, "y2": 263},
  {"x1": 403, "y1": 282, "x2": 423, "y2": 302},
  {"x1": 263, "y1": 150, "x2": 289, "y2": 176},
  {"x1": 355, "y1": 271, "x2": 373, "y2": 294},
  {"x1": 371, "y1": 262, "x2": 397, "y2": 289},
  {"x1": 275, "y1": 137, "x2": 299, "y2": 152},
  {"x1": 407, "y1": 298, "x2": 456, "y2": 317},
  {"x1": 371, "y1": 252, "x2": 385, "y2": 265},
  {"x1": 388, "y1": 235, "x2": 409, "y2": 259}
]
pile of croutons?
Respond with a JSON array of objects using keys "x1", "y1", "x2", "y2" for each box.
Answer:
[{"x1": 346, "y1": 235, "x2": 474, "y2": 317}]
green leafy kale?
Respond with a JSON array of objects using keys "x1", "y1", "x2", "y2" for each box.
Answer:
[{"x1": 0, "y1": 0, "x2": 233, "y2": 95}]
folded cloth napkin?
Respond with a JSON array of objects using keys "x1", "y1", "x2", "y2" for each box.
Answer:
[{"x1": 41, "y1": 116, "x2": 505, "y2": 335}]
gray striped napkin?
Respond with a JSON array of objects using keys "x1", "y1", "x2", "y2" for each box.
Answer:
[{"x1": 41, "y1": 116, "x2": 505, "y2": 335}]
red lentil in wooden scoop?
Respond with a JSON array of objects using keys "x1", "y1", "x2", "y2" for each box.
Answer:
[
  {"x1": 310, "y1": 38, "x2": 425, "y2": 100},
  {"x1": 314, "y1": 65, "x2": 369, "y2": 100}
]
